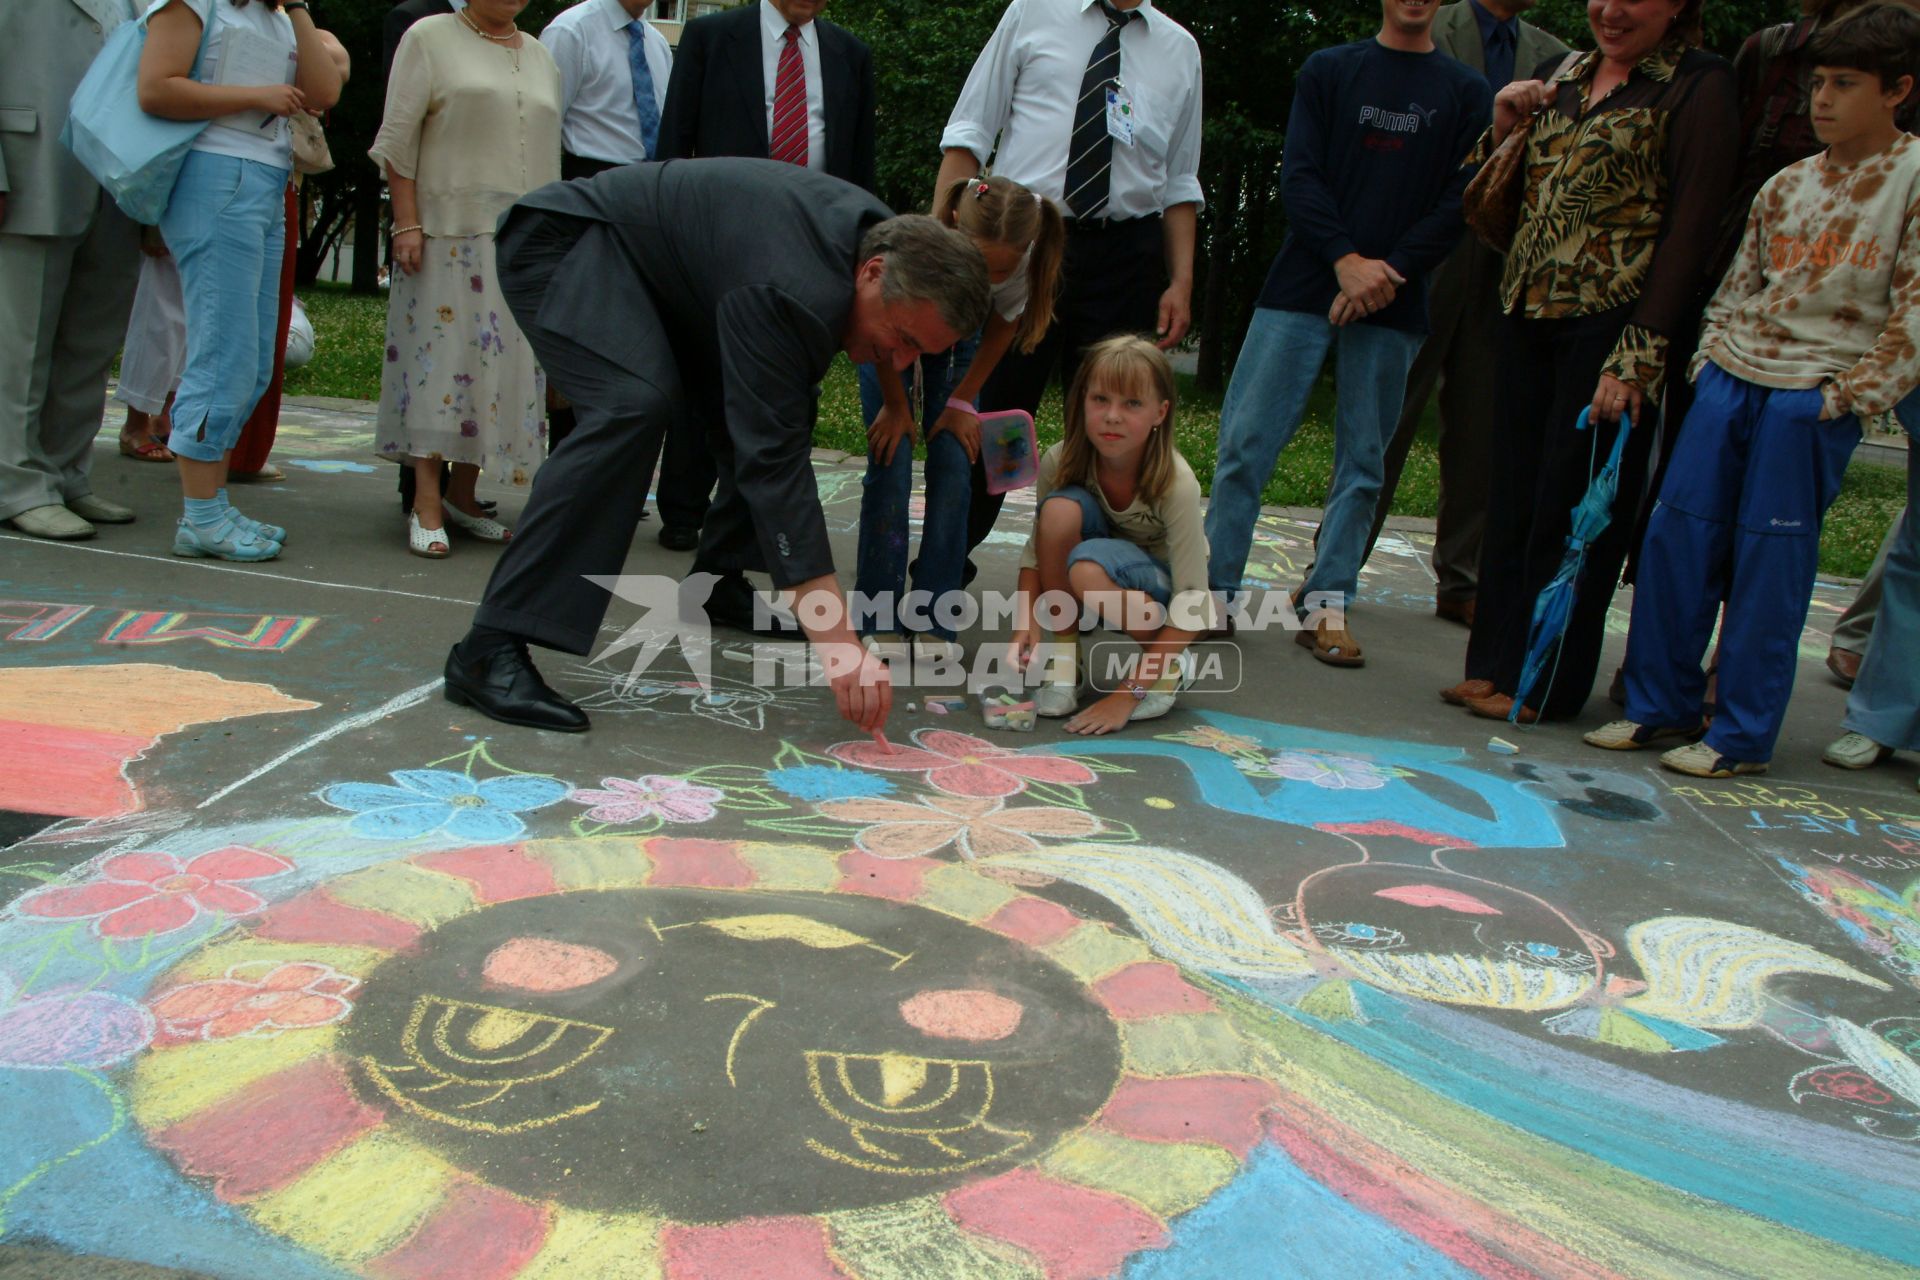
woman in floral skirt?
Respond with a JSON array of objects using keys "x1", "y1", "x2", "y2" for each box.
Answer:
[{"x1": 369, "y1": 0, "x2": 560, "y2": 557}]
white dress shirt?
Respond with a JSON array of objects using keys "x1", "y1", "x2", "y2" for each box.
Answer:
[
  {"x1": 942, "y1": 0, "x2": 1204, "y2": 220},
  {"x1": 758, "y1": 0, "x2": 824, "y2": 172},
  {"x1": 541, "y1": 0, "x2": 671, "y2": 164}
]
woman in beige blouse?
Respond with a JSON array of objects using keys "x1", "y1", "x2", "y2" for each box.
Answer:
[{"x1": 369, "y1": 0, "x2": 561, "y2": 557}]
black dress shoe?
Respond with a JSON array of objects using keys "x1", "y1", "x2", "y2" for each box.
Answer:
[
  {"x1": 697, "y1": 573, "x2": 800, "y2": 638},
  {"x1": 659, "y1": 524, "x2": 699, "y2": 551},
  {"x1": 443, "y1": 640, "x2": 589, "y2": 732}
]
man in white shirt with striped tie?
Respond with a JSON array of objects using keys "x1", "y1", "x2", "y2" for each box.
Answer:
[{"x1": 936, "y1": 0, "x2": 1204, "y2": 572}]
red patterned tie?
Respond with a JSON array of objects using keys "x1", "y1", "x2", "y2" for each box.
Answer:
[{"x1": 769, "y1": 25, "x2": 809, "y2": 167}]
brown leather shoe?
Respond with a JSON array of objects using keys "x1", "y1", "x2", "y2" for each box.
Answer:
[
  {"x1": 1465, "y1": 692, "x2": 1539, "y2": 725},
  {"x1": 1295, "y1": 618, "x2": 1364, "y2": 667},
  {"x1": 1440, "y1": 678, "x2": 1496, "y2": 706},
  {"x1": 1435, "y1": 596, "x2": 1476, "y2": 627},
  {"x1": 1827, "y1": 647, "x2": 1862, "y2": 688}
]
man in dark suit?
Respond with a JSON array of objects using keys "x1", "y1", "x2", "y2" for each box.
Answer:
[
  {"x1": 444, "y1": 159, "x2": 989, "y2": 736},
  {"x1": 649, "y1": 0, "x2": 876, "y2": 554}
]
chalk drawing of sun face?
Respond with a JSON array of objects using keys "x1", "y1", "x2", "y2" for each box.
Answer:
[{"x1": 127, "y1": 838, "x2": 1278, "y2": 1273}]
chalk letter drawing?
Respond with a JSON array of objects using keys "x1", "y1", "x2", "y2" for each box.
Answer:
[
  {"x1": 101, "y1": 611, "x2": 317, "y2": 651},
  {"x1": 0, "y1": 600, "x2": 94, "y2": 642}
]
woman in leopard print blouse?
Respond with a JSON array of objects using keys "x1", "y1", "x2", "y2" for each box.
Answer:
[{"x1": 1445, "y1": 0, "x2": 1739, "y2": 724}]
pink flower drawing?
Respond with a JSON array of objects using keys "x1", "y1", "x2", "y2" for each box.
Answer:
[
  {"x1": 819, "y1": 793, "x2": 1101, "y2": 861},
  {"x1": 150, "y1": 961, "x2": 359, "y2": 1041},
  {"x1": 571, "y1": 775, "x2": 724, "y2": 826},
  {"x1": 16, "y1": 847, "x2": 293, "y2": 939},
  {"x1": 0, "y1": 974, "x2": 154, "y2": 1070},
  {"x1": 828, "y1": 728, "x2": 1097, "y2": 799}
]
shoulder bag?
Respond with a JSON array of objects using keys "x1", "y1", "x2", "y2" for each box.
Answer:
[
  {"x1": 1462, "y1": 53, "x2": 1581, "y2": 253},
  {"x1": 61, "y1": 0, "x2": 215, "y2": 224}
]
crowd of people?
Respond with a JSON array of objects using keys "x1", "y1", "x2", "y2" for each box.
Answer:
[{"x1": 0, "y1": 0, "x2": 1914, "y2": 775}]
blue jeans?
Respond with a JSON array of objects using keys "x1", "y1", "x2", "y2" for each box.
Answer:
[
  {"x1": 855, "y1": 338, "x2": 978, "y2": 640},
  {"x1": 1205, "y1": 307, "x2": 1424, "y2": 607},
  {"x1": 159, "y1": 151, "x2": 289, "y2": 463},
  {"x1": 1845, "y1": 394, "x2": 1920, "y2": 750},
  {"x1": 1048, "y1": 485, "x2": 1174, "y2": 603},
  {"x1": 1624, "y1": 363, "x2": 1861, "y2": 761}
]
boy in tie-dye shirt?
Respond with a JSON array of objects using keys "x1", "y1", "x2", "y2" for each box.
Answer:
[{"x1": 1591, "y1": 4, "x2": 1920, "y2": 779}]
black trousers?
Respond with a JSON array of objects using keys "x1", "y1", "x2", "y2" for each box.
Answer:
[
  {"x1": 475, "y1": 214, "x2": 687, "y2": 654},
  {"x1": 966, "y1": 214, "x2": 1166, "y2": 557},
  {"x1": 1464, "y1": 305, "x2": 1658, "y2": 719}
]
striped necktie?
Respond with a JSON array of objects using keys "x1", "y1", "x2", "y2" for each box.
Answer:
[
  {"x1": 1063, "y1": 0, "x2": 1136, "y2": 220},
  {"x1": 769, "y1": 24, "x2": 809, "y2": 167},
  {"x1": 627, "y1": 21, "x2": 660, "y2": 158}
]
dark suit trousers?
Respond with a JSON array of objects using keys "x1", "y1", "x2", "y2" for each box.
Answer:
[
  {"x1": 475, "y1": 214, "x2": 683, "y2": 654},
  {"x1": 1359, "y1": 235, "x2": 1502, "y2": 604},
  {"x1": 968, "y1": 215, "x2": 1166, "y2": 555},
  {"x1": 655, "y1": 379, "x2": 719, "y2": 532},
  {"x1": 1464, "y1": 305, "x2": 1657, "y2": 719}
]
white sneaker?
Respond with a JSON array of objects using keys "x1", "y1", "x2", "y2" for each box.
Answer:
[
  {"x1": 1034, "y1": 681, "x2": 1080, "y2": 717},
  {"x1": 864, "y1": 632, "x2": 910, "y2": 662},
  {"x1": 1659, "y1": 742, "x2": 1768, "y2": 779},
  {"x1": 1823, "y1": 731, "x2": 1893, "y2": 770},
  {"x1": 912, "y1": 635, "x2": 963, "y2": 665},
  {"x1": 1583, "y1": 719, "x2": 1700, "y2": 751}
]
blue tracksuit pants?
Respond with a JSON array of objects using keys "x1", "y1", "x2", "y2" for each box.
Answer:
[{"x1": 1624, "y1": 362, "x2": 1861, "y2": 761}]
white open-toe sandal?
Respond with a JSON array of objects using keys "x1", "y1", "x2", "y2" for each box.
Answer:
[
  {"x1": 443, "y1": 503, "x2": 512, "y2": 543},
  {"x1": 408, "y1": 511, "x2": 451, "y2": 559}
]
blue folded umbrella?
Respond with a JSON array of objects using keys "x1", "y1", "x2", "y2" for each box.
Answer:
[{"x1": 1512, "y1": 408, "x2": 1633, "y2": 721}]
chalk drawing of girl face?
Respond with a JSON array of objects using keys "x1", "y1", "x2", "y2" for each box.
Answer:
[{"x1": 1290, "y1": 862, "x2": 1609, "y2": 1013}]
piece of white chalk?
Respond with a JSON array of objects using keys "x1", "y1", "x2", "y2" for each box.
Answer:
[{"x1": 1486, "y1": 737, "x2": 1519, "y2": 755}]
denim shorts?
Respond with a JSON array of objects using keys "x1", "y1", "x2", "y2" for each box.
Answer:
[{"x1": 1047, "y1": 485, "x2": 1173, "y2": 604}]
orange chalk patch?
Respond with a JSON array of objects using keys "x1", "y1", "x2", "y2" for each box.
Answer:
[
  {"x1": 1091, "y1": 963, "x2": 1218, "y2": 1020},
  {"x1": 980, "y1": 896, "x2": 1081, "y2": 947},
  {"x1": 645, "y1": 838, "x2": 754, "y2": 888},
  {"x1": 253, "y1": 890, "x2": 423, "y2": 952},
  {"x1": 0, "y1": 664, "x2": 314, "y2": 818},
  {"x1": 899, "y1": 988, "x2": 1025, "y2": 1040},
  {"x1": 1096, "y1": 1074, "x2": 1279, "y2": 1158},
  {"x1": 483, "y1": 938, "x2": 620, "y2": 992},
  {"x1": 418, "y1": 844, "x2": 559, "y2": 903},
  {"x1": 151, "y1": 1057, "x2": 384, "y2": 1201},
  {"x1": 834, "y1": 849, "x2": 938, "y2": 901},
  {"x1": 944, "y1": 1169, "x2": 1164, "y2": 1279},
  {"x1": 366, "y1": 1182, "x2": 550, "y2": 1280},
  {"x1": 661, "y1": 1215, "x2": 849, "y2": 1280}
]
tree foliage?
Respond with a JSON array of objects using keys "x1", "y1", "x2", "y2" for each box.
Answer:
[{"x1": 827, "y1": 0, "x2": 1797, "y2": 392}]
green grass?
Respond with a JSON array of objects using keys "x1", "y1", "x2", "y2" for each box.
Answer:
[
  {"x1": 293, "y1": 284, "x2": 1900, "y2": 577},
  {"x1": 285, "y1": 283, "x2": 389, "y2": 402}
]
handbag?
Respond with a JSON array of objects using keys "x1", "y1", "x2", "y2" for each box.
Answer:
[
  {"x1": 61, "y1": 0, "x2": 214, "y2": 225},
  {"x1": 1462, "y1": 53, "x2": 1580, "y2": 253},
  {"x1": 291, "y1": 112, "x2": 333, "y2": 176}
]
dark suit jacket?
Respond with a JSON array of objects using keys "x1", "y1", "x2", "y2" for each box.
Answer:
[
  {"x1": 505, "y1": 158, "x2": 890, "y2": 583},
  {"x1": 383, "y1": 0, "x2": 454, "y2": 82},
  {"x1": 656, "y1": 5, "x2": 875, "y2": 194}
]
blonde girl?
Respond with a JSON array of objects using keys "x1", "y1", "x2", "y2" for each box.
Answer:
[
  {"x1": 855, "y1": 173, "x2": 1064, "y2": 662},
  {"x1": 1009, "y1": 336, "x2": 1217, "y2": 736}
]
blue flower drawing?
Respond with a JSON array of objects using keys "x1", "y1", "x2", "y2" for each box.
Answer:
[
  {"x1": 320, "y1": 769, "x2": 571, "y2": 842},
  {"x1": 766, "y1": 765, "x2": 895, "y2": 803}
]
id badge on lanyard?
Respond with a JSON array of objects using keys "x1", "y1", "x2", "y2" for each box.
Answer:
[{"x1": 1105, "y1": 80, "x2": 1136, "y2": 147}]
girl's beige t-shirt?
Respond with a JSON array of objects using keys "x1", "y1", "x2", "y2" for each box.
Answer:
[
  {"x1": 369, "y1": 15, "x2": 562, "y2": 237},
  {"x1": 1019, "y1": 442, "x2": 1218, "y2": 631}
]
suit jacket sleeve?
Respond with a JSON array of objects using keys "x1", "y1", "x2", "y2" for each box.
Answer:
[
  {"x1": 657, "y1": 16, "x2": 708, "y2": 160},
  {"x1": 715, "y1": 284, "x2": 838, "y2": 586},
  {"x1": 850, "y1": 32, "x2": 876, "y2": 194}
]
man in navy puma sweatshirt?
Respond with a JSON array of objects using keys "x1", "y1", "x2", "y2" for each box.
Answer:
[{"x1": 1205, "y1": 0, "x2": 1489, "y2": 667}]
